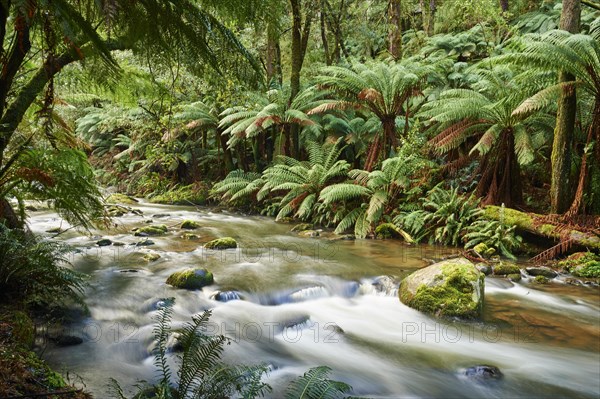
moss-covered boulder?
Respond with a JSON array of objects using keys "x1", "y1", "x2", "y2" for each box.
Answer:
[
  {"x1": 106, "y1": 193, "x2": 138, "y2": 205},
  {"x1": 473, "y1": 243, "x2": 496, "y2": 258},
  {"x1": 559, "y1": 252, "x2": 600, "y2": 278},
  {"x1": 493, "y1": 262, "x2": 521, "y2": 276},
  {"x1": 399, "y1": 258, "x2": 484, "y2": 319},
  {"x1": 525, "y1": 266, "x2": 557, "y2": 278},
  {"x1": 166, "y1": 268, "x2": 214, "y2": 290},
  {"x1": 149, "y1": 184, "x2": 208, "y2": 205},
  {"x1": 181, "y1": 220, "x2": 201, "y2": 230},
  {"x1": 182, "y1": 233, "x2": 200, "y2": 240},
  {"x1": 291, "y1": 223, "x2": 313, "y2": 232},
  {"x1": 533, "y1": 275, "x2": 549, "y2": 284},
  {"x1": 204, "y1": 237, "x2": 237, "y2": 250},
  {"x1": 134, "y1": 224, "x2": 168, "y2": 236},
  {"x1": 507, "y1": 273, "x2": 521, "y2": 282}
]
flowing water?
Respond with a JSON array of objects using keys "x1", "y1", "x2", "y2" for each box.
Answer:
[{"x1": 28, "y1": 201, "x2": 600, "y2": 398}]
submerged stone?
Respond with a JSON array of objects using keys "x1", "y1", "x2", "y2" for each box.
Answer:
[
  {"x1": 96, "y1": 238, "x2": 112, "y2": 247},
  {"x1": 143, "y1": 253, "x2": 161, "y2": 262},
  {"x1": 463, "y1": 365, "x2": 503, "y2": 381},
  {"x1": 399, "y1": 258, "x2": 484, "y2": 319},
  {"x1": 212, "y1": 290, "x2": 242, "y2": 302},
  {"x1": 507, "y1": 273, "x2": 521, "y2": 282},
  {"x1": 166, "y1": 268, "x2": 214, "y2": 290},
  {"x1": 533, "y1": 275, "x2": 549, "y2": 284},
  {"x1": 298, "y1": 230, "x2": 320, "y2": 238},
  {"x1": 204, "y1": 237, "x2": 237, "y2": 250},
  {"x1": 291, "y1": 223, "x2": 313, "y2": 232}
]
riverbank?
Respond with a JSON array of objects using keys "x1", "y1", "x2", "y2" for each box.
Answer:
[{"x1": 0, "y1": 306, "x2": 91, "y2": 399}]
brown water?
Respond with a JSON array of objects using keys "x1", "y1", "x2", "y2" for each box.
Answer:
[{"x1": 29, "y1": 201, "x2": 600, "y2": 398}]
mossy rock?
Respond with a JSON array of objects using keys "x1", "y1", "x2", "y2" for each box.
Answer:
[
  {"x1": 525, "y1": 266, "x2": 557, "y2": 278},
  {"x1": 204, "y1": 237, "x2": 237, "y2": 250},
  {"x1": 149, "y1": 184, "x2": 208, "y2": 205},
  {"x1": 493, "y1": 262, "x2": 521, "y2": 276},
  {"x1": 143, "y1": 253, "x2": 161, "y2": 262},
  {"x1": 559, "y1": 252, "x2": 600, "y2": 278},
  {"x1": 166, "y1": 268, "x2": 214, "y2": 290},
  {"x1": 399, "y1": 258, "x2": 484, "y2": 319},
  {"x1": 181, "y1": 220, "x2": 201, "y2": 230},
  {"x1": 291, "y1": 223, "x2": 313, "y2": 232},
  {"x1": 182, "y1": 233, "x2": 200, "y2": 240},
  {"x1": 533, "y1": 275, "x2": 549, "y2": 284},
  {"x1": 134, "y1": 224, "x2": 168, "y2": 236},
  {"x1": 507, "y1": 273, "x2": 521, "y2": 282},
  {"x1": 106, "y1": 193, "x2": 138, "y2": 205}
]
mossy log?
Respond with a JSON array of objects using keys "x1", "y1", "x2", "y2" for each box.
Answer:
[{"x1": 483, "y1": 206, "x2": 600, "y2": 251}]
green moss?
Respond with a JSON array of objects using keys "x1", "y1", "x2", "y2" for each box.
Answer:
[
  {"x1": 533, "y1": 275, "x2": 549, "y2": 284},
  {"x1": 143, "y1": 253, "x2": 161, "y2": 262},
  {"x1": 507, "y1": 273, "x2": 521, "y2": 282},
  {"x1": 166, "y1": 268, "x2": 214, "y2": 290},
  {"x1": 204, "y1": 237, "x2": 237, "y2": 250},
  {"x1": 135, "y1": 224, "x2": 168, "y2": 236},
  {"x1": 298, "y1": 230, "x2": 319, "y2": 237},
  {"x1": 291, "y1": 223, "x2": 313, "y2": 232},
  {"x1": 182, "y1": 233, "x2": 200, "y2": 240},
  {"x1": 106, "y1": 193, "x2": 138, "y2": 205},
  {"x1": 483, "y1": 206, "x2": 534, "y2": 229},
  {"x1": 399, "y1": 259, "x2": 483, "y2": 319},
  {"x1": 493, "y1": 262, "x2": 521, "y2": 275},
  {"x1": 149, "y1": 184, "x2": 208, "y2": 205},
  {"x1": 46, "y1": 370, "x2": 67, "y2": 389},
  {"x1": 181, "y1": 220, "x2": 201, "y2": 230},
  {"x1": 375, "y1": 223, "x2": 400, "y2": 239},
  {"x1": 559, "y1": 252, "x2": 600, "y2": 278}
]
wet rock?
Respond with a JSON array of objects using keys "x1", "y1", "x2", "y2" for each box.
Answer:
[
  {"x1": 106, "y1": 193, "x2": 138, "y2": 205},
  {"x1": 399, "y1": 258, "x2": 484, "y2": 319},
  {"x1": 181, "y1": 220, "x2": 201, "y2": 230},
  {"x1": 212, "y1": 290, "x2": 242, "y2": 302},
  {"x1": 329, "y1": 234, "x2": 355, "y2": 241},
  {"x1": 182, "y1": 233, "x2": 200, "y2": 240},
  {"x1": 372, "y1": 276, "x2": 398, "y2": 295},
  {"x1": 53, "y1": 335, "x2": 83, "y2": 347},
  {"x1": 143, "y1": 253, "x2": 161, "y2": 262},
  {"x1": 25, "y1": 205, "x2": 38, "y2": 212},
  {"x1": 135, "y1": 239, "x2": 155, "y2": 246},
  {"x1": 493, "y1": 262, "x2": 521, "y2": 276},
  {"x1": 298, "y1": 230, "x2": 320, "y2": 238},
  {"x1": 96, "y1": 238, "x2": 112, "y2": 247},
  {"x1": 166, "y1": 268, "x2": 214, "y2": 290},
  {"x1": 463, "y1": 365, "x2": 503, "y2": 381},
  {"x1": 507, "y1": 273, "x2": 521, "y2": 282},
  {"x1": 107, "y1": 205, "x2": 128, "y2": 217},
  {"x1": 113, "y1": 242, "x2": 126, "y2": 246},
  {"x1": 153, "y1": 213, "x2": 170, "y2": 218},
  {"x1": 120, "y1": 269, "x2": 140, "y2": 273},
  {"x1": 475, "y1": 263, "x2": 492, "y2": 275},
  {"x1": 204, "y1": 237, "x2": 237, "y2": 250},
  {"x1": 525, "y1": 266, "x2": 558, "y2": 278},
  {"x1": 45, "y1": 227, "x2": 63, "y2": 233},
  {"x1": 134, "y1": 224, "x2": 168, "y2": 237},
  {"x1": 291, "y1": 223, "x2": 313, "y2": 232}
]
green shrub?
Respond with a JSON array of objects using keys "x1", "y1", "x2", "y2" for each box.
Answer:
[
  {"x1": 464, "y1": 218, "x2": 522, "y2": 260},
  {"x1": 0, "y1": 226, "x2": 86, "y2": 309}
]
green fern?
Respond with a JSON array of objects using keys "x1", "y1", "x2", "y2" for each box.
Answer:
[
  {"x1": 285, "y1": 366, "x2": 353, "y2": 399},
  {"x1": 464, "y1": 219, "x2": 522, "y2": 260}
]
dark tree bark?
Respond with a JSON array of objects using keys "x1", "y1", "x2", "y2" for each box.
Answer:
[
  {"x1": 320, "y1": 9, "x2": 331, "y2": 65},
  {"x1": 499, "y1": 0, "x2": 509, "y2": 12},
  {"x1": 265, "y1": 22, "x2": 282, "y2": 86},
  {"x1": 388, "y1": 0, "x2": 402, "y2": 59},
  {"x1": 551, "y1": 0, "x2": 580, "y2": 213}
]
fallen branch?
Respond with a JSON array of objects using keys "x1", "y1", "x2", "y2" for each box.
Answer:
[{"x1": 483, "y1": 206, "x2": 600, "y2": 252}]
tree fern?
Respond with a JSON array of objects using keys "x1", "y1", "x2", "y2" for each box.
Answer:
[{"x1": 285, "y1": 366, "x2": 353, "y2": 399}]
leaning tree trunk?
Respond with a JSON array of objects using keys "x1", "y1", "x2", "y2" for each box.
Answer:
[
  {"x1": 551, "y1": 0, "x2": 581, "y2": 214},
  {"x1": 477, "y1": 129, "x2": 523, "y2": 207},
  {"x1": 0, "y1": 198, "x2": 22, "y2": 229}
]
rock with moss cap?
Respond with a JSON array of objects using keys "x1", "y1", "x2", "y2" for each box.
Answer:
[
  {"x1": 493, "y1": 262, "x2": 520, "y2": 276},
  {"x1": 559, "y1": 252, "x2": 600, "y2": 278},
  {"x1": 399, "y1": 258, "x2": 484, "y2": 319},
  {"x1": 134, "y1": 224, "x2": 168, "y2": 236},
  {"x1": 166, "y1": 268, "x2": 214, "y2": 290},
  {"x1": 106, "y1": 193, "x2": 138, "y2": 205},
  {"x1": 204, "y1": 237, "x2": 237, "y2": 250},
  {"x1": 181, "y1": 220, "x2": 201, "y2": 230}
]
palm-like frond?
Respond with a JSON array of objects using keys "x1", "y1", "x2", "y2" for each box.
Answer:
[{"x1": 285, "y1": 366, "x2": 352, "y2": 399}]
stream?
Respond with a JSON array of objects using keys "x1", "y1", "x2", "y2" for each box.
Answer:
[{"x1": 28, "y1": 201, "x2": 600, "y2": 398}]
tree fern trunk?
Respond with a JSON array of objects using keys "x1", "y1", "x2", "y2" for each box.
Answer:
[
  {"x1": 551, "y1": 0, "x2": 580, "y2": 214},
  {"x1": 217, "y1": 130, "x2": 234, "y2": 173},
  {"x1": 266, "y1": 22, "x2": 281, "y2": 86}
]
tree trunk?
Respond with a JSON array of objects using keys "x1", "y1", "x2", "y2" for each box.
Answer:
[
  {"x1": 499, "y1": 0, "x2": 509, "y2": 12},
  {"x1": 0, "y1": 198, "x2": 22, "y2": 229},
  {"x1": 551, "y1": 0, "x2": 581, "y2": 214},
  {"x1": 388, "y1": 0, "x2": 402, "y2": 59},
  {"x1": 320, "y1": 9, "x2": 331, "y2": 65},
  {"x1": 427, "y1": 0, "x2": 435, "y2": 36},
  {"x1": 483, "y1": 205, "x2": 600, "y2": 251},
  {"x1": 217, "y1": 130, "x2": 235, "y2": 173},
  {"x1": 477, "y1": 129, "x2": 523, "y2": 207},
  {"x1": 266, "y1": 22, "x2": 281, "y2": 86}
]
